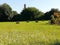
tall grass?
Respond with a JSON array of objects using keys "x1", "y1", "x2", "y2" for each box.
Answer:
[{"x1": 0, "y1": 21, "x2": 60, "y2": 45}]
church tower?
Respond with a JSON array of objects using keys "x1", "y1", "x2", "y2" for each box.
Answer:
[{"x1": 24, "y1": 4, "x2": 26, "y2": 9}]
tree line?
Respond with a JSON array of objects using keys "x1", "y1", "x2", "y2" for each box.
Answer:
[{"x1": 0, "y1": 3, "x2": 60, "y2": 23}]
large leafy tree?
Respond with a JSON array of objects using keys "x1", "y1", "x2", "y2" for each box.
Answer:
[
  {"x1": 0, "y1": 3, "x2": 13, "y2": 21},
  {"x1": 2, "y1": 3, "x2": 12, "y2": 14},
  {"x1": 2, "y1": 3, "x2": 12, "y2": 20},
  {"x1": 2, "y1": 3, "x2": 12, "y2": 16},
  {"x1": 21, "y1": 7, "x2": 44, "y2": 21},
  {"x1": 0, "y1": 5, "x2": 8, "y2": 21}
]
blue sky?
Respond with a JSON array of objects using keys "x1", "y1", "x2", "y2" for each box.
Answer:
[{"x1": 0, "y1": 0, "x2": 60, "y2": 13}]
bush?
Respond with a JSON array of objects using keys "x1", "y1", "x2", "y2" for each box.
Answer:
[
  {"x1": 50, "y1": 14, "x2": 60, "y2": 25},
  {"x1": 16, "y1": 21, "x2": 19, "y2": 24},
  {"x1": 55, "y1": 18, "x2": 60, "y2": 25},
  {"x1": 35, "y1": 20, "x2": 38, "y2": 23},
  {"x1": 50, "y1": 15, "x2": 55, "y2": 24},
  {"x1": 26, "y1": 20, "x2": 30, "y2": 23}
]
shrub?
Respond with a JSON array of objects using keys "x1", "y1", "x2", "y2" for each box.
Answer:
[
  {"x1": 16, "y1": 21, "x2": 19, "y2": 24},
  {"x1": 35, "y1": 20, "x2": 38, "y2": 23},
  {"x1": 50, "y1": 15, "x2": 60, "y2": 25},
  {"x1": 26, "y1": 20, "x2": 30, "y2": 23},
  {"x1": 50, "y1": 15, "x2": 55, "y2": 24}
]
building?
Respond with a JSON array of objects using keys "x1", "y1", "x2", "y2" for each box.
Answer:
[{"x1": 24, "y1": 4, "x2": 26, "y2": 9}]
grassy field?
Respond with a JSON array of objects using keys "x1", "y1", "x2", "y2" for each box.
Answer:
[{"x1": 0, "y1": 21, "x2": 60, "y2": 45}]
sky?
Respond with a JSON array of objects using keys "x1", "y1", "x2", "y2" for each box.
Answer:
[{"x1": 0, "y1": 0, "x2": 60, "y2": 13}]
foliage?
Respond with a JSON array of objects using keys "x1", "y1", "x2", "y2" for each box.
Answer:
[
  {"x1": 0, "y1": 5, "x2": 8, "y2": 21},
  {"x1": 21, "y1": 7, "x2": 44, "y2": 21},
  {"x1": 0, "y1": 3, "x2": 19, "y2": 21},
  {"x1": 0, "y1": 3, "x2": 13, "y2": 21},
  {"x1": 50, "y1": 8, "x2": 60, "y2": 24},
  {"x1": 42, "y1": 8, "x2": 59, "y2": 20},
  {"x1": 12, "y1": 11, "x2": 18, "y2": 16},
  {"x1": 11, "y1": 14, "x2": 21, "y2": 21},
  {"x1": 50, "y1": 15, "x2": 55, "y2": 24},
  {"x1": 2, "y1": 3, "x2": 12, "y2": 17},
  {"x1": 0, "y1": 3, "x2": 60, "y2": 22},
  {"x1": 10, "y1": 11, "x2": 18, "y2": 20}
]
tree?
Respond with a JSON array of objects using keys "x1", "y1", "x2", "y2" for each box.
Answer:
[
  {"x1": 0, "y1": 5, "x2": 8, "y2": 21},
  {"x1": 50, "y1": 9, "x2": 60, "y2": 24},
  {"x1": 2, "y1": 3, "x2": 12, "y2": 20},
  {"x1": 12, "y1": 11, "x2": 18, "y2": 16},
  {"x1": 9, "y1": 11, "x2": 18, "y2": 20},
  {"x1": 2, "y1": 3, "x2": 12, "y2": 15},
  {"x1": 21, "y1": 7, "x2": 43, "y2": 21},
  {"x1": 11, "y1": 14, "x2": 22, "y2": 21},
  {"x1": 42, "y1": 8, "x2": 59, "y2": 20}
]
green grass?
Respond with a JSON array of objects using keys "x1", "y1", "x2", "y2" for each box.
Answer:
[{"x1": 0, "y1": 21, "x2": 60, "y2": 45}]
